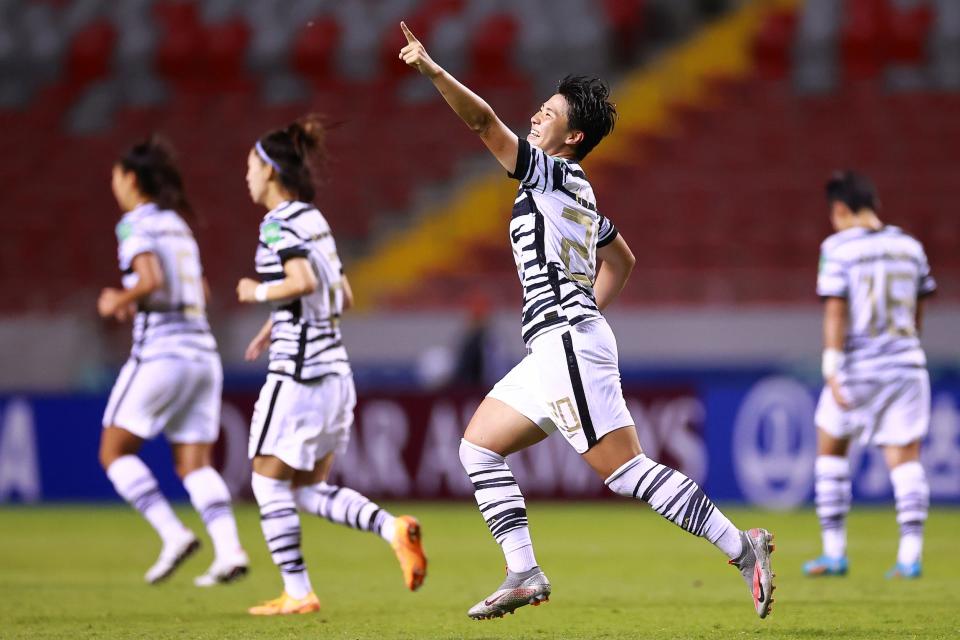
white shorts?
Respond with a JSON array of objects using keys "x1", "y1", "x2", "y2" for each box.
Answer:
[
  {"x1": 103, "y1": 355, "x2": 223, "y2": 444},
  {"x1": 488, "y1": 318, "x2": 634, "y2": 454},
  {"x1": 249, "y1": 373, "x2": 356, "y2": 471},
  {"x1": 814, "y1": 369, "x2": 930, "y2": 447}
]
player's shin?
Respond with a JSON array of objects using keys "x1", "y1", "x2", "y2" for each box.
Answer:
[
  {"x1": 252, "y1": 472, "x2": 312, "y2": 599},
  {"x1": 295, "y1": 482, "x2": 395, "y2": 541},
  {"x1": 891, "y1": 460, "x2": 929, "y2": 567},
  {"x1": 183, "y1": 467, "x2": 243, "y2": 559},
  {"x1": 459, "y1": 439, "x2": 539, "y2": 572},
  {"x1": 814, "y1": 455, "x2": 851, "y2": 559},
  {"x1": 605, "y1": 453, "x2": 742, "y2": 559},
  {"x1": 107, "y1": 454, "x2": 190, "y2": 544}
]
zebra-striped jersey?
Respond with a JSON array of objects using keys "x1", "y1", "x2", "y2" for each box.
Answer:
[
  {"x1": 255, "y1": 200, "x2": 350, "y2": 382},
  {"x1": 508, "y1": 139, "x2": 618, "y2": 345},
  {"x1": 817, "y1": 225, "x2": 936, "y2": 375},
  {"x1": 115, "y1": 202, "x2": 217, "y2": 360}
]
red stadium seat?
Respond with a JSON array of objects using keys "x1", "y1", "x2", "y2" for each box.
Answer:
[
  {"x1": 840, "y1": 0, "x2": 890, "y2": 80},
  {"x1": 205, "y1": 19, "x2": 253, "y2": 90},
  {"x1": 292, "y1": 17, "x2": 341, "y2": 84},
  {"x1": 752, "y1": 10, "x2": 797, "y2": 80},
  {"x1": 468, "y1": 13, "x2": 520, "y2": 79},
  {"x1": 66, "y1": 19, "x2": 116, "y2": 87}
]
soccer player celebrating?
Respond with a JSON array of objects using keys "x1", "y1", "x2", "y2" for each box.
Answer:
[
  {"x1": 399, "y1": 23, "x2": 775, "y2": 619},
  {"x1": 99, "y1": 137, "x2": 249, "y2": 586},
  {"x1": 238, "y1": 115, "x2": 427, "y2": 615},
  {"x1": 804, "y1": 171, "x2": 936, "y2": 579}
]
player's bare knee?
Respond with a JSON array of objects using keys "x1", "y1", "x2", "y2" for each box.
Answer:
[
  {"x1": 174, "y1": 460, "x2": 202, "y2": 480},
  {"x1": 99, "y1": 428, "x2": 136, "y2": 470}
]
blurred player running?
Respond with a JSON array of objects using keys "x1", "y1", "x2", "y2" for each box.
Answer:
[
  {"x1": 805, "y1": 171, "x2": 936, "y2": 580},
  {"x1": 238, "y1": 115, "x2": 427, "y2": 616},
  {"x1": 98, "y1": 137, "x2": 249, "y2": 586},
  {"x1": 400, "y1": 22, "x2": 775, "y2": 620}
]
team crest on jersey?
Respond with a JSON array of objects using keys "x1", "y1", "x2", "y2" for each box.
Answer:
[
  {"x1": 261, "y1": 221, "x2": 282, "y2": 246},
  {"x1": 116, "y1": 221, "x2": 132, "y2": 241}
]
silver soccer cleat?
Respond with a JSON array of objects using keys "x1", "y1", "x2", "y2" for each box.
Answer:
[
  {"x1": 145, "y1": 532, "x2": 201, "y2": 585},
  {"x1": 467, "y1": 567, "x2": 551, "y2": 620},
  {"x1": 729, "y1": 528, "x2": 776, "y2": 619}
]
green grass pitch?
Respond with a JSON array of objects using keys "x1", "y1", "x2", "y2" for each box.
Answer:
[{"x1": 1, "y1": 503, "x2": 958, "y2": 639}]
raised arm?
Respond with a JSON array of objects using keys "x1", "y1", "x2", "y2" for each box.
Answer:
[{"x1": 399, "y1": 21, "x2": 518, "y2": 174}]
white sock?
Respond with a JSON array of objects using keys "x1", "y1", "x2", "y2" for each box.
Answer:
[
  {"x1": 890, "y1": 461, "x2": 929, "y2": 566},
  {"x1": 183, "y1": 467, "x2": 243, "y2": 560},
  {"x1": 107, "y1": 455, "x2": 188, "y2": 546},
  {"x1": 295, "y1": 482, "x2": 396, "y2": 543},
  {"x1": 606, "y1": 454, "x2": 743, "y2": 560},
  {"x1": 252, "y1": 472, "x2": 312, "y2": 599},
  {"x1": 459, "y1": 439, "x2": 538, "y2": 573},
  {"x1": 814, "y1": 455, "x2": 851, "y2": 559}
]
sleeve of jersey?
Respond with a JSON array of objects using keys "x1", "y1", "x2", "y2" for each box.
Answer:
[
  {"x1": 507, "y1": 139, "x2": 561, "y2": 192},
  {"x1": 816, "y1": 246, "x2": 848, "y2": 298},
  {"x1": 116, "y1": 221, "x2": 156, "y2": 271},
  {"x1": 596, "y1": 214, "x2": 619, "y2": 248},
  {"x1": 261, "y1": 220, "x2": 309, "y2": 263}
]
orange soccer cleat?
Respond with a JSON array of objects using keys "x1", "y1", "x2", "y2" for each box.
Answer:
[
  {"x1": 247, "y1": 591, "x2": 321, "y2": 616},
  {"x1": 391, "y1": 515, "x2": 428, "y2": 591}
]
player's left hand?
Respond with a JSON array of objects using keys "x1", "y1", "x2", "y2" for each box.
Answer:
[
  {"x1": 97, "y1": 287, "x2": 124, "y2": 318},
  {"x1": 399, "y1": 21, "x2": 441, "y2": 77},
  {"x1": 237, "y1": 278, "x2": 260, "y2": 303}
]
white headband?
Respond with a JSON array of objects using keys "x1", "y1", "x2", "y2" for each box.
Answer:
[{"x1": 255, "y1": 140, "x2": 282, "y2": 172}]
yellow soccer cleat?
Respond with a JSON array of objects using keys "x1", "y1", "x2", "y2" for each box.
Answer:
[
  {"x1": 391, "y1": 515, "x2": 427, "y2": 591},
  {"x1": 247, "y1": 591, "x2": 321, "y2": 616}
]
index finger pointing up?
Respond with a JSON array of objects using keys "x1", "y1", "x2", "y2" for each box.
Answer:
[{"x1": 400, "y1": 21, "x2": 418, "y2": 44}]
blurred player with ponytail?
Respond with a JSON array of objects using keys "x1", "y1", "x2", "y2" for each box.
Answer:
[{"x1": 238, "y1": 115, "x2": 427, "y2": 616}]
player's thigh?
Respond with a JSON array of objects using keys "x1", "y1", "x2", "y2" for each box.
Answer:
[{"x1": 464, "y1": 397, "x2": 548, "y2": 457}]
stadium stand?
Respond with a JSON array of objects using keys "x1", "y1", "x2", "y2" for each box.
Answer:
[{"x1": 1, "y1": 0, "x2": 956, "y2": 313}]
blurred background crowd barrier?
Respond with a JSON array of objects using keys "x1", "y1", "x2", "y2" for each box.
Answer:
[{"x1": 0, "y1": 0, "x2": 958, "y2": 505}]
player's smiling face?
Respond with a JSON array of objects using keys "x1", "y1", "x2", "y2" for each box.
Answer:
[
  {"x1": 528, "y1": 94, "x2": 580, "y2": 157},
  {"x1": 246, "y1": 148, "x2": 273, "y2": 205}
]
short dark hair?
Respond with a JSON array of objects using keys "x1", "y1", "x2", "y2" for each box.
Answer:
[
  {"x1": 825, "y1": 170, "x2": 880, "y2": 213},
  {"x1": 256, "y1": 113, "x2": 328, "y2": 202},
  {"x1": 556, "y1": 75, "x2": 617, "y2": 160},
  {"x1": 118, "y1": 135, "x2": 195, "y2": 222}
]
